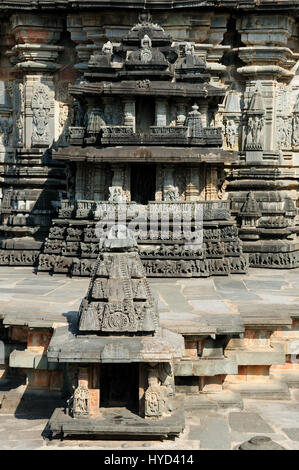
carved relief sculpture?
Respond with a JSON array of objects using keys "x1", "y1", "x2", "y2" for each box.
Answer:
[
  {"x1": 31, "y1": 85, "x2": 51, "y2": 147},
  {"x1": 73, "y1": 383, "x2": 90, "y2": 418}
]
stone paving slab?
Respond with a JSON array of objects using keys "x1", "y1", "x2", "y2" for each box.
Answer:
[
  {"x1": 229, "y1": 412, "x2": 274, "y2": 433},
  {"x1": 0, "y1": 266, "x2": 298, "y2": 331},
  {"x1": 0, "y1": 396, "x2": 298, "y2": 450},
  {"x1": 0, "y1": 267, "x2": 298, "y2": 448},
  {"x1": 282, "y1": 428, "x2": 299, "y2": 441},
  {"x1": 196, "y1": 417, "x2": 231, "y2": 450}
]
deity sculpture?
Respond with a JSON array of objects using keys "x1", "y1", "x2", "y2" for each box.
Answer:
[
  {"x1": 225, "y1": 119, "x2": 237, "y2": 149},
  {"x1": 73, "y1": 383, "x2": 90, "y2": 418},
  {"x1": 102, "y1": 40, "x2": 113, "y2": 55},
  {"x1": 140, "y1": 35, "x2": 152, "y2": 63},
  {"x1": 145, "y1": 366, "x2": 173, "y2": 418},
  {"x1": 246, "y1": 115, "x2": 264, "y2": 150}
]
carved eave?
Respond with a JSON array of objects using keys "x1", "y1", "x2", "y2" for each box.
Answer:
[
  {"x1": 54, "y1": 145, "x2": 238, "y2": 163},
  {"x1": 69, "y1": 81, "x2": 225, "y2": 100},
  {"x1": 47, "y1": 325, "x2": 184, "y2": 363},
  {"x1": 1, "y1": 0, "x2": 299, "y2": 12}
]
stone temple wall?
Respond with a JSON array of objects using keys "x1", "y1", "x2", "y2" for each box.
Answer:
[{"x1": 0, "y1": 1, "x2": 298, "y2": 269}]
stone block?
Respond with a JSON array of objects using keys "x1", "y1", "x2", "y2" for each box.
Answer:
[
  {"x1": 27, "y1": 329, "x2": 52, "y2": 352},
  {"x1": 224, "y1": 380, "x2": 290, "y2": 400},
  {"x1": 174, "y1": 357, "x2": 238, "y2": 377},
  {"x1": 225, "y1": 349, "x2": 286, "y2": 366}
]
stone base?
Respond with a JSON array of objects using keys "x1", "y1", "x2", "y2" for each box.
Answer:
[
  {"x1": 204, "y1": 390, "x2": 243, "y2": 410},
  {"x1": 0, "y1": 249, "x2": 39, "y2": 266},
  {"x1": 0, "y1": 386, "x2": 64, "y2": 416},
  {"x1": 270, "y1": 371, "x2": 299, "y2": 389},
  {"x1": 37, "y1": 211, "x2": 248, "y2": 278},
  {"x1": 183, "y1": 394, "x2": 218, "y2": 412},
  {"x1": 224, "y1": 380, "x2": 290, "y2": 400},
  {"x1": 48, "y1": 402, "x2": 185, "y2": 440},
  {"x1": 183, "y1": 390, "x2": 243, "y2": 411},
  {"x1": 244, "y1": 241, "x2": 299, "y2": 269}
]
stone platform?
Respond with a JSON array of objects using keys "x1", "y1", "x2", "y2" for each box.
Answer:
[
  {"x1": 48, "y1": 403, "x2": 185, "y2": 440},
  {"x1": 1, "y1": 265, "x2": 299, "y2": 415},
  {"x1": 0, "y1": 266, "x2": 297, "y2": 332},
  {"x1": 1, "y1": 395, "x2": 299, "y2": 449}
]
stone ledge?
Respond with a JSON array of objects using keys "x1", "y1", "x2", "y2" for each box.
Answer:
[
  {"x1": 270, "y1": 371, "x2": 299, "y2": 388},
  {"x1": 224, "y1": 380, "x2": 290, "y2": 400},
  {"x1": 225, "y1": 349, "x2": 286, "y2": 366},
  {"x1": 174, "y1": 357, "x2": 238, "y2": 376},
  {"x1": 9, "y1": 350, "x2": 61, "y2": 370}
]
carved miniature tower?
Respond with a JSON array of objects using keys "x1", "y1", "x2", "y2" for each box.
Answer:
[
  {"x1": 39, "y1": 11, "x2": 248, "y2": 279},
  {"x1": 47, "y1": 227, "x2": 185, "y2": 438}
]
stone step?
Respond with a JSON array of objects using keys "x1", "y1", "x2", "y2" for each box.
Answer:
[
  {"x1": 224, "y1": 380, "x2": 290, "y2": 400},
  {"x1": 183, "y1": 394, "x2": 219, "y2": 412},
  {"x1": 205, "y1": 390, "x2": 243, "y2": 410}
]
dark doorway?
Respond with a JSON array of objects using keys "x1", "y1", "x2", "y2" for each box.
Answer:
[
  {"x1": 136, "y1": 97, "x2": 155, "y2": 134},
  {"x1": 100, "y1": 363, "x2": 139, "y2": 412},
  {"x1": 131, "y1": 164, "x2": 156, "y2": 204}
]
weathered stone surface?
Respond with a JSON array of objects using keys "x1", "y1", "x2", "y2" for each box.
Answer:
[
  {"x1": 48, "y1": 402, "x2": 185, "y2": 439},
  {"x1": 282, "y1": 428, "x2": 299, "y2": 441},
  {"x1": 238, "y1": 435, "x2": 286, "y2": 450},
  {"x1": 174, "y1": 358, "x2": 238, "y2": 377},
  {"x1": 197, "y1": 417, "x2": 231, "y2": 450},
  {"x1": 229, "y1": 412, "x2": 274, "y2": 433},
  {"x1": 225, "y1": 381, "x2": 290, "y2": 400}
]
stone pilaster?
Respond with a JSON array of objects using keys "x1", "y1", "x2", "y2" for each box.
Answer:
[
  {"x1": 155, "y1": 98, "x2": 167, "y2": 127},
  {"x1": 176, "y1": 99, "x2": 187, "y2": 127},
  {"x1": 185, "y1": 166, "x2": 200, "y2": 201},
  {"x1": 123, "y1": 98, "x2": 136, "y2": 131},
  {"x1": 205, "y1": 164, "x2": 218, "y2": 201}
]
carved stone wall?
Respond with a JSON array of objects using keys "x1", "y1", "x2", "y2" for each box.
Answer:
[{"x1": 0, "y1": 3, "x2": 297, "y2": 269}]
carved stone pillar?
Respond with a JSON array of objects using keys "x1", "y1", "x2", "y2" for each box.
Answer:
[
  {"x1": 89, "y1": 364, "x2": 100, "y2": 415},
  {"x1": 196, "y1": 102, "x2": 208, "y2": 128},
  {"x1": 93, "y1": 164, "x2": 106, "y2": 201},
  {"x1": 9, "y1": 14, "x2": 64, "y2": 150},
  {"x1": 145, "y1": 365, "x2": 169, "y2": 419},
  {"x1": 163, "y1": 164, "x2": 179, "y2": 201},
  {"x1": 205, "y1": 164, "x2": 218, "y2": 200},
  {"x1": 236, "y1": 15, "x2": 295, "y2": 159},
  {"x1": 155, "y1": 98, "x2": 167, "y2": 127},
  {"x1": 108, "y1": 164, "x2": 125, "y2": 202},
  {"x1": 185, "y1": 166, "x2": 200, "y2": 201},
  {"x1": 123, "y1": 98, "x2": 136, "y2": 132},
  {"x1": 176, "y1": 99, "x2": 187, "y2": 126},
  {"x1": 75, "y1": 163, "x2": 94, "y2": 200}
]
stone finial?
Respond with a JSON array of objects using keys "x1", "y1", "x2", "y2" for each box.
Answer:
[{"x1": 99, "y1": 224, "x2": 138, "y2": 252}]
